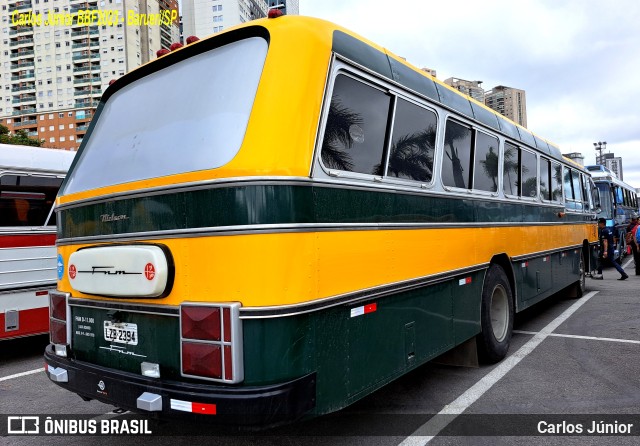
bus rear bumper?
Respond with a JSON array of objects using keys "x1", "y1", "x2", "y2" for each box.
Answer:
[{"x1": 44, "y1": 344, "x2": 316, "y2": 427}]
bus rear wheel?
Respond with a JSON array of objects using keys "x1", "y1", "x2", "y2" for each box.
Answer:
[
  {"x1": 573, "y1": 252, "x2": 586, "y2": 298},
  {"x1": 477, "y1": 264, "x2": 514, "y2": 364}
]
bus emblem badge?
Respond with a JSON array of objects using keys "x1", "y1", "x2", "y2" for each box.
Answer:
[
  {"x1": 57, "y1": 254, "x2": 64, "y2": 280},
  {"x1": 144, "y1": 263, "x2": 156, "y2": 281},
  {"x1": 69, "y1": 264, "x2": 77, "y2": 279}
]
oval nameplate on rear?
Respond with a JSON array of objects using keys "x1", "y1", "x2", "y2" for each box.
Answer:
[{"x1": 68, "y1": 245, "x2": 172, "y2": 298}]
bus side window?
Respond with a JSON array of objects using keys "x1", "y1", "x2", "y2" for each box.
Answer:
[
  {"x1": 581, "y1": 174, "x2": 590, "y2": 211},
  {"x1": 386, "y1": 98, "x2": 437, "y2": 182},
  {"x1": 539, "y1": 157, "x2": 551, "y2": 201},
  {"x1": 442, "y1": 120, "x2": 472, "y2": 189},
  {"x1": 551, "y1": 162, "x2": 562, "y2": 202},
  {"x1": 472, "y1": 130, "x2": 499, "y2": 192},
  {"x1": 320, "y1": 74, "x2": 391, "y2": 176},
  {"x1": 503, "y1": 142, "x2": 519, "y2": 196},
  {"x1": 615, "y1": 187, "x2": 624, "y2": 205},
  {"x1": 571, "y1": 169, "x2": 583, "y2": 211},
  {"x1": 520, "y1": 149, "x2": 537, "y2": 198},
  {"x1": 563, "y1": 167, "x2": 576, "y2": 210}
]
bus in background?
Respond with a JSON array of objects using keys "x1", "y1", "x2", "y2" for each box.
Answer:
[
  {"x1": 1, "y1": 144, "x2": 75, "y2": 340},
  {"x1": 586, "y1": 165, "x2": 639, "y2": 260},
  {"x1": 45, "y1": 16, "x2": 598, "y2": 426}
]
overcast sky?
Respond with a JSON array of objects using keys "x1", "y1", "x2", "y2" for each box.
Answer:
[{"x1": 299, "y1": 0, "x2": 640, "y2": 189}]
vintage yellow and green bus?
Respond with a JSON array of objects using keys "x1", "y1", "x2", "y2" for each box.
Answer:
[{"x1": 45, "y1": 15, "x2": 599, "y2": 426}]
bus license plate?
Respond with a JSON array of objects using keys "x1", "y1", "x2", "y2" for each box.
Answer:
[{"x1": 103, "y1": 321, "x2": 138, "y2": 345}]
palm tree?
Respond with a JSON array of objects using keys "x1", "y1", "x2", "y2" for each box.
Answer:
[
  {"x1": 521, "y1": 177, "x2": 538, "y2": 198},
  {"x1": 320, "y1": 100, "x2": 361, "y2": 171},
  {"x1": 374, "y1": 126, "x2": 436, "y2": 180},
  {"x1": 443, "y1": 123, "x2": 471, "y2": 188},
  {"x1": 503, "y1": 146, "x2": 519, "y2": 194},
  {"x1": 479, "y1": 146, "x2": 499, "y2": 190}
]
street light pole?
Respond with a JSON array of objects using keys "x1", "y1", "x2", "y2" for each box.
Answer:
[{"x1": 593, "y1": 141, "x2": 607, "y2": 164}]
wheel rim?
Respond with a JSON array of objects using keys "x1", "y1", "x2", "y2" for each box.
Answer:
[{"x1": 490, "y1": 284, "x2": 509, "y2": 342}]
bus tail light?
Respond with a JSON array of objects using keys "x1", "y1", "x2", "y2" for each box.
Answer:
[
  {"x1": 49, "y1": 291, "x2": 69, "y2": 354},
  {"x1": 182, "y1": 342, "x2": 222, "y2": 379},
  {"x1": 181, "y1": 306, "x2": 220, "y2": 341},
  {"x1": 180, "y1": 303, "x2": 243, "y2": 384}
]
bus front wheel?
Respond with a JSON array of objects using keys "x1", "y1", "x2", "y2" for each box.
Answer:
[{"x1": 477, "y1": 264, "x2": 514, "y2": 364}]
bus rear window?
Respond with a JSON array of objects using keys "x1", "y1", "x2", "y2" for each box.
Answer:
[{"x1": 62, "y1": 37, "x2": 268, "y2": 195}]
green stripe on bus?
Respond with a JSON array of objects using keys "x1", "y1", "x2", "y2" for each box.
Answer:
[{"x1": 58, "y1": 184, "x2": 590, "y2": 239}]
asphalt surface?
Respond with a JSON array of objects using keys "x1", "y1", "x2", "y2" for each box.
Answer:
[{"x1": 1, "y1": 260, "x2": 639, "y2": 446}]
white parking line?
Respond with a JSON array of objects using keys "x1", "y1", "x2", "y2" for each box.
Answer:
[
  {"x1": 0, "y1": 368, "x2": 43, "y2": 382},
  {"x1": 397, "y1": 291, "x2": 598, "y2": 446},
  {"x1": 514, "y1": 330, "x2": 640, "y2": 345},
  {"x1": 623, "y1": 258, "x2": 634, "y2": 269}
]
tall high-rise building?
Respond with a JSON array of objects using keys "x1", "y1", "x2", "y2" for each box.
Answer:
[
  {"x1": 444, "y1": 77, "x2": 484, "y2": 103},
  {"x1": 484, "y1": 85, "x2": 528, "y2": 128},
  {"x1": 182, "y1": 0, "x2": 299, "y2": 41},
  {"x1": 605, "y1": 156, "x2": 624, "y2": 181},
  {"x1": 266, "y1": 0, "x2": 298, "y2": 15},
  {"x1": 1, "y1": 0, "x2": 180, "y2": 150},
  {"x1": 182, "y1": 0, "x2": 269, "y2": 39}
]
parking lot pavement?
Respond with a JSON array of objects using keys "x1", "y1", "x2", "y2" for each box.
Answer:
[{"x1": 1, "y1": 261, "x2": 639, "y2": 445}]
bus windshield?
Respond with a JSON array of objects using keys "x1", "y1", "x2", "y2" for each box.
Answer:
[
  {"x1": 596, "y1": 182, "x2": 612, "y2": 218},
  {"x1": 62, "y1": 37, "x2": 268, "y2": 195}
]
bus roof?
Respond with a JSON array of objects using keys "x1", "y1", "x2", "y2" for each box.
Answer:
[
  {"x1": 110, "y1": 15, "x2": 568, "y2": 165},
  {"x1": 0, "y1": 144, "x2": 76, "y2": 174}
]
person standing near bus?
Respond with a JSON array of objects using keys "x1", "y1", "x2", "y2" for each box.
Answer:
[
  {"x1": 594, "y1": 217, "x2": 629, "y2": 280},
  {"x1": 626, "y1": 213, "x2": 640, "y2": 275}
]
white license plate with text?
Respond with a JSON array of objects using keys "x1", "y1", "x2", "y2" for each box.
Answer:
[{"x1": 103, "y1": 321, "x2": 138, "y2": 345}]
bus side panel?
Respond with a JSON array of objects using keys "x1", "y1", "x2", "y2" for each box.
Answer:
[
  {"x1": 242, "y1": 315, "x2": 315, "y2": 385},
  {"x1": 516, "y1": 248, "x2": 583, "y2": 311},
  {"x1": 309, "y1": 273, "x2": 485, "y2": 414},
  {"x1": 451, "y1": 271, "x2": 483, "y2": 344}
]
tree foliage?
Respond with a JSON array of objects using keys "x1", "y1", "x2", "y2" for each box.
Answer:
[{"x1": 0, "y1": 124, "x2": 44, "y2": 147}]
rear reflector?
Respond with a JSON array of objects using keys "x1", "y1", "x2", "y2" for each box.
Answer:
[
  {"x1": 350, "y1": 302, "x2": 377, "y2": 318},
  {"x1": 50, "y1": 319, "x2": 67, "y2": 345},
  {"x1": 50, "y1": 292, "x2": 67, "y2": 322},
  {"x1": 182, "y1": 341, "x2": 222, "y2": 379},
  {"x1": 181, "y1": 306, "x2": 220, "y2": 341},
  {"x1": 170, "y1": 399, "x2": 216, "y2": 415}
]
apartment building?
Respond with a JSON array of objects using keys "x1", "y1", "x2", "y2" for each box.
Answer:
[
  {"x1": 182, "y1": 0, "x2": 298, "y2": 41},
  {"x1": 484, "y1": 85, "x2": 528, "y2": 128},
  {"x1": 1, "y1": 0, "x2": 180, "y2": 150},
  {"x1": 443, "y1": 77, "x2": 484, "y2": 103}
]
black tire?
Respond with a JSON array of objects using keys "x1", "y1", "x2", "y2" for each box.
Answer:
[
  {"x1": 573, "y1": 251, "x2": 586, "y2": 298},
  {"x1": 476, "y1": 264, "x2": 514, "y2": 364}
]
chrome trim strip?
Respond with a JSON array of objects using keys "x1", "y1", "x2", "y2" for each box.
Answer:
[
  {"x1": 68, "y1": 297, "x2": 180, "y2": 316},
  {"x1": 56, "y1": 220, "x2": 595, "y2": 246},
  {"x1": 0, "y1": 284, "x2": 55, "y2": 296},
  {"x1": 0, "y1": 229, "x2": 57, "y2": 235},
  {"x1": 239, "y1": 263, "x2": 490, "y2": 319},
  {"x1": 55, "y1": 175, "x2": 598, "y2": 216},
  {"x1": 511, "y1": 244, "x2": 585, "y2": 262}
]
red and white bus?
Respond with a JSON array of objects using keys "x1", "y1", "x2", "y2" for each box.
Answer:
[{"x1": 1, "y1": 144, "x2": 75, "y2": 340}]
